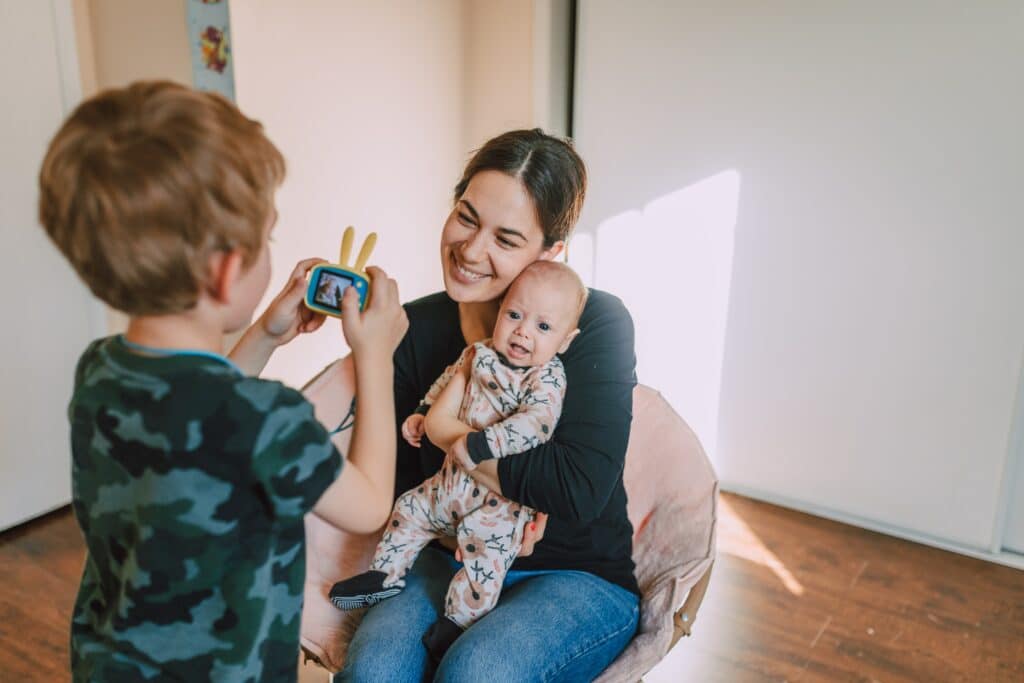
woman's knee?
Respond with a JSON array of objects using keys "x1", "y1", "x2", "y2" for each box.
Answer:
[
  {"x1": 435, "y1": 639, "x2": 520, "y2": 683},
  {"x1": 436, "y1": 571, "x2": 639, "y2": 682}
]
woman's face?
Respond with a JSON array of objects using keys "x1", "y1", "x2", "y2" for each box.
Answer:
[{"x1": 441, "y1": 170, "x2": 563, "y2": 304}]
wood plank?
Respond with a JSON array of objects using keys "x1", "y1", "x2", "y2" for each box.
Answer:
[{"x1": 2, "y1": 496, "x2": 1022, "y2": 682}]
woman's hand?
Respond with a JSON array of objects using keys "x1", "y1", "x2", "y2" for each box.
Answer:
[
  {"x1": 519, "y1": 512, "x2": 548, "y2": 557},
  {"x1": 259, "y1": 258, "x2": 328, "y2": 345},
  {"x1": 448, "y1": 433, "x2": 476, "y2": 471}
]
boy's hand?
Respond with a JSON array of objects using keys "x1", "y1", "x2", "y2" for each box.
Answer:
[
  {"x1": 259, "y1": 258, "x2": 328, "y2": 345},
  {"x1": 341, "y1": 266, "x2": 407, "y2": 361},
  {"x1": 402, "y1": 414, "x2": 425, "y2": 448}
]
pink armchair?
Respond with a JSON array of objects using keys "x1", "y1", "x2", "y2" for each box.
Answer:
[{"x1": 299, "y1": 356, "x2": 718, "y2": 681}]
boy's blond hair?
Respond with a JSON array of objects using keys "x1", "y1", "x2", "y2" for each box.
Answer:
[{"x1": 38, "y1": 80, "x2": 285, "y2": 315}]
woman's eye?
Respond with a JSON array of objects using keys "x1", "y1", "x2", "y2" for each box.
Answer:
[
  {"x1": 538, "y1": 322, "x2": 551, "y2": 332},
  {"x1": 458, "y1": 212, "x2": 476, "y2": 226},
  {"x1": 498, "y1": 237, "x2": 515, "y2": 248}
]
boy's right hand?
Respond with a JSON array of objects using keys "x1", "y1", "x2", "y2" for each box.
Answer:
[
  {"x1": 340, "y1": 266, "x2": 407, "y2": 361},
  {"x1": 402, "y1": 414, "x2": 426, "y2": 448}
]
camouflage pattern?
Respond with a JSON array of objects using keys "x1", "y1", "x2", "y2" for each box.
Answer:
[{"x1": 68, "y1": 337, "x2": 341, "y2": 682}]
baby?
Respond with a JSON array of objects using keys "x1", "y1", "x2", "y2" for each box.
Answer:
[{"x1": 330, "y1": 261, "x2": 587, "y2": 656}]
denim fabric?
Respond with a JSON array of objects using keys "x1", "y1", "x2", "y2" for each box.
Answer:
[{"x1": 336, "y1": 547, "x2": 639, "y2": 682}]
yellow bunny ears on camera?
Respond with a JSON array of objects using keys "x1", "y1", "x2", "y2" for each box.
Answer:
[{"x1": 304, "y1": 226, "x2": 378, "y2": 317}]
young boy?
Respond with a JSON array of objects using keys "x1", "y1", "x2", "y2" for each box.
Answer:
[
  {"x1": 37, "y1": 81, "x2": 408, "y2": 682},
  {"x1": 328, "y1": 261, "x2": 587, "y2": 662}
]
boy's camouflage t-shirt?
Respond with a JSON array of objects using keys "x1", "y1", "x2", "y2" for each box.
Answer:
[{"x1": 68, "y1": 337, "x2": 342, "y2": 682}]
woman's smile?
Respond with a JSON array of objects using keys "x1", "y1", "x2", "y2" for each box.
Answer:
[{"x1": 448, "y1": 251, "x2": 491, "y2": 284}]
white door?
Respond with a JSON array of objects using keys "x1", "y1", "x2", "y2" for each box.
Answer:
[
  {"x1": 0, "y1": 1, "x2": 101, "y2": 530},
  {"x1": 1002, "y1": 379, "x2": 1024, "y2": 553}
]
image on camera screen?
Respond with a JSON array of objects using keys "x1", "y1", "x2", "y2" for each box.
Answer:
[{"x1": 313, "y1": 271, "x2": 353, "y2": 310}]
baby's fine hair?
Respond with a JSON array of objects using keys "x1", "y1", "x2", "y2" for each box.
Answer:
[
  {"x1": 38, "y1": 80, "x2": 285, "y2": 315},
  {"x1": 514, "y1": 261, "x2": 589, "y2": 326}
]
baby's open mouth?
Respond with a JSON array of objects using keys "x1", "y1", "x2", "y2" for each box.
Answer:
[{"x1": 508, "y1": 342, "x2": 529, "y2": 356}]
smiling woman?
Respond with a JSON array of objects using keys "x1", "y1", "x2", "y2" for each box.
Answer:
[{"x1": 337, "y1": 129, "x2": 642, "y2": 682}]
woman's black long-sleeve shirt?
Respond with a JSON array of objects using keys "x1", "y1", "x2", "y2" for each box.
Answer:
[{"x1": 392, "y1": 289, "x2": 639, "y2": 595}]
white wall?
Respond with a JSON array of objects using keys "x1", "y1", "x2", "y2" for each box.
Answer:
[
  {"x1": 82, "y1": 0, "x2": 191, "y2": 90},
  {"x1": 463, "y1": 0, "x2": 535, "y2": 150},
  {"x1": 230, "y1": 1, "x2": 467, "y2": 386},
  {"x1": 0, "y1": 0, "x2": 100, "y2": 530},
  {"x1": 73, "y1": 0, "x2": 191, "y2": 336},
  {"x1": 575, "y1": 1, "x2": 1024, "y2": 551}
]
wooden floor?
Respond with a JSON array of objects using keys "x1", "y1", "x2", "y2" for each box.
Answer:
[{"x1": 1, "y1": 494, "x2": 1021, "y2": 682}]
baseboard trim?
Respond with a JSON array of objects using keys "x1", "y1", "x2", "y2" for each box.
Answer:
[{"x1": 720, "y1": 482, "x2": 1024, "y2": 572}]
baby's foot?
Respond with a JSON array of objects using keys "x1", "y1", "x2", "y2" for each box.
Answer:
[
  {"x1": 422, "y1": 617, "x2": 465, "y2": 667},
  {"x1": 329, "y1": 570, "x2": 401, "y2": 610}
]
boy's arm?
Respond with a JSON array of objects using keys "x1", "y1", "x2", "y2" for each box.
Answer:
[
  {"x1": 312, "y1": 268, "x2": 407, "y2": 532},
  {"x1": 311, "y1": 348, "x2": 396, "y2": 532},
  {"x1": 229, "y1": 258, "x2": 327, "y2": 376},
  {"x1": 459, "y1": 361, "x2": 566, "y2": 470}
]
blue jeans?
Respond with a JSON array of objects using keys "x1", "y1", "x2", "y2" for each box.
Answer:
[{"x1": 336, "y1": 547, "x2": 639, "y2": 682}]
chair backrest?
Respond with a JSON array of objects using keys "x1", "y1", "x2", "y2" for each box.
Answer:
[
  {"x1": 622, "y1": 385, "x2": 718, "y2": 542},
  {"x1": 594, "y1": 385, "x2": 718, "y2": 683}
]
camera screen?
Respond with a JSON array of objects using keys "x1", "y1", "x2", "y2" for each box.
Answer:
[{"x1": 312, "y1": 270, "x2": 353, "y2": 310}]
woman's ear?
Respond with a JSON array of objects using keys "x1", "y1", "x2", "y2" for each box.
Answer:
[
  {"x1": 558, "y1": 328, "x2": 581, "y2": 354},
  {"x1": 538, "y1": 240, "x2": 565, "y2": 262},
  {"x1": 206, "y1": 249, "x2": 245, "y2": 304}
]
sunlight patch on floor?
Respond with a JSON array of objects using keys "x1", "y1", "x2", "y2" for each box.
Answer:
[{"x1": 718, "y1": 496, "x2": 805, "y2": 596}]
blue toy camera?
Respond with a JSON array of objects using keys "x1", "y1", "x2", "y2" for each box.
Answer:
[{"x1": 304, "y1": 227, "x2": 376, "y2": 317}]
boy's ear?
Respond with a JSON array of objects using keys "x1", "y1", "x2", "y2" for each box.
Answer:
[
  {"x1": 207, "y1": 249, "x2": 245, "y2": 304},
  {"x1": 558, "y1": 328, "x2": 580, "y2": 354}
]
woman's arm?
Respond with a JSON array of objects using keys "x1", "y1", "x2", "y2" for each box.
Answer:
[
  {"x1": 488, "y1": 291, "x2": 636, "y2": 523},
  {"x1": 312, "y1": 269, "x2": 407, "y2": 532}
]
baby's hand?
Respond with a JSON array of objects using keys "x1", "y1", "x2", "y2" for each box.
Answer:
[
  {"x1": 402, "y1": 413, "x2": 425, "y2": 448},
  {"x1": 259, "y1": 258, "x2": 328, "y2": 345}
]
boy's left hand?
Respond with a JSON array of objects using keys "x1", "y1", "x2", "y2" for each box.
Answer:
[{"x1": 259, "y1": 258, "x2": 328, "y2": 345}]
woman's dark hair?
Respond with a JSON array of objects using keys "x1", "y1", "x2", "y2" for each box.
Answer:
[{"x1": 454, "y1": 129, "x2": 587, "y2": 247}]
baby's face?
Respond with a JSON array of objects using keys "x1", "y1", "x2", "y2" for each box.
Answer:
[{"x1": 492, "y1": 273, "x2": 579, "y2": 367}]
